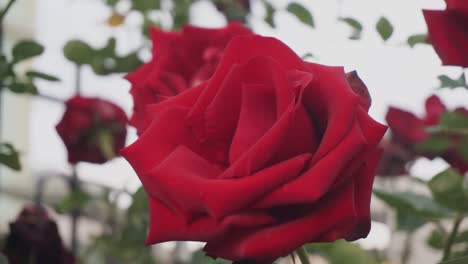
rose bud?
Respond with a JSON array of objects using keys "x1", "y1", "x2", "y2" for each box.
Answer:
[
  {"x1": 423, "y1": 0, "x2": 468, "y2": 67},
  {"x1": 121, "y1": 34, "x2": 387, "y2": 263},
  {"x1": 126, "y1": 23, "x2": 252, "y2": 134},
  {"x1": 2, "y1": 205, "x2": 76, "y2": 264},
  {"x1": 56, "y1": 95, "x2": 127, "y2": 164},
  {"x1": 386, "y1": 95, "x2": 468, "y2": 174}
]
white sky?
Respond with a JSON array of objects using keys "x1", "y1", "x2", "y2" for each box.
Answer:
[{"x1": 30, "y1": 0, "x2": 468, "y2": 189}]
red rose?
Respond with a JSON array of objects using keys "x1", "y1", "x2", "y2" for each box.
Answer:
[
  {"x1": 56, "y1": 96, "x2": 127, "y2": 164},
  {"x1": 386, "y1": 95, "x2": 468, "y2": 174},
  {"x1": 122, "y1": 35, "x2": 386, "y2": 263},
  {"x1": 423, "y1": 0, "x2": 468, "y2": 67},
  {"x1": 2, "y1": 205, "x2": 75, "y2": 264},
  {"x1": 126, "y1": 23, "x2": 252, "y2": 134}
]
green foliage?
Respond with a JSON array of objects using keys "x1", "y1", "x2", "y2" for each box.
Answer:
[
  {"x1": 374, "y1": 190, "x2": 454, "y2": 219},
  {"x1": 438, "y1": 112, "x2": 468, "y2": 130},
  {"x1": 407, "y1": 34, "x2": 428, "y2": 48},
  {"x1": 172, "y1": 0, "x2": 191, "y2": 30},
  {"x1": 56, "y1": 190, "x2": 92, "y2": 214},
  {"x1": 440, "y1": 255, "x2": 468, "y2": 264},
  {"x1": 263, "y1": 0, "x2": 276, "y2": 27},
  {"x1": 459, "y1": 138, "x2": 468, "y2": 162},
  {"x1": 12, "y1": 40, "x2": 44, "y2": 63},
  {"x1": 0, "y1": 142, "x2": 21, "y2": 170},
  {"x1": 64, "y1": 38, "x2": 143, "y2": 75},
  {"x1": 427, "y1": 228, "x2": 468, "y2": 250},
  {"x1": 415, "y1": 136, "x2": 452, "y2": 154},
  {"x1": 191, "y1": 250, "x2": 229, "y2": 264},
  {"x1": 339, "y1": 17, "x2": 363, "y2": 40},
  {"x1": 286, "y1": 2, "x2": 314, "y2": 28},
  {"x1": 305, "y1": 240, "x2": 378, "y2": 264},
  {"x1": 396, "y1": 208, "x2": 427, "y2": 231},
  {"x1": 437, "y1": 74, "x2": 467, "y2": 89},
  {"x1": 428, "y1": 169, "x2": 468, "y2": 212},
  {"x1": 132, "y1": 0, "x2": 161, "y2": 12},
  {"x1": 376, "y1": 17, "x2": 393, "y2": 41},
  {"x1": 25, "y1": 71, "x2": 60, "y2": 82}
]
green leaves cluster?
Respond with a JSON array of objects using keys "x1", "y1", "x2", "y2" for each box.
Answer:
[
  {"x1": 305, "y1": 240, "x2": 379, "y2": 264},
  {"x1": 261, "y1": 1, "x2": 314, "y2": 29},
  {"x1": 0, "y1": 40, "x2": 59, "y2": 95},
  {"x1": 63, "y1": 38, "x2": 142, "y2": 75},
  {"x1": 437, "y1": 73, "x2": 467, "y2": 90}
]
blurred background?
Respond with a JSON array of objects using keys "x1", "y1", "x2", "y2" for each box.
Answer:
[{"x1": 0, "y1": 0, "x2": 467, "y2": 263}]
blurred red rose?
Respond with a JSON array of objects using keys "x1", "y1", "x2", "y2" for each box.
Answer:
[
  {"x1": 126, "y1": 23, "x2": 252, "y2": 134},
  {"x1": 1, "y1": 205, "x2": 75, "y2": 264},
  {"x1": 385, "y1": 95, "x2": 468, "y2": 174},
  {"x1": 423, "y1": 0, "x2": 468, "y2": 67},
  {"x1": 56, "y1": 96, "x2": 127, "y2": 164},
  {"x1": 122, "y1": 35, "x2": 386, "y2": 263}
]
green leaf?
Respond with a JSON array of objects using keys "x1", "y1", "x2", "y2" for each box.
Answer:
[
  {"x1": 305, "y1": 240, "x2": 378, "y2": 264},
  {"x1": 113, "y1": 52, "x2": 143, "y2": 73},
  {"x1": 0, "y1": 143, "x2": 21, "y2": 170},
  {"x1": 407, "y1": 34, "x2": 428, "y2": 48},
  {"x1": 339, "y1": 17, "x2": 363, "y2": 40},
  {"x1": 26, "y1": 71, "x2": 60, "y2": 82},
  {"x1": 171, "y1": 0, "x2": 191, "y2": 30},
  {"x1": 63, "y1": 40, "x2": 94, "y2": 65},
  {"x1": 428, "y1": 168, "x2": 468, "y2": 212},
  {"x1": 458, "y1": 138, "x2": 468, "y2": 162},
  {"x1": 132, "y1": 0, "x2": 160, "y2": 12},
  {"x1": 0, "y1": 253, "x2": 8, "y2": 264},
  {"x1": 12, "y1": 40, "x2": 44, "y2": 63},
  {"x1": 9, "y1": 82, "x2": 37, "y2": 94},
  {"x1": 191, "y1": 249, "x2": 229, "y2": 264},
  {"x1": 56, "y1": 190, "x2": 92, "y2": 214},
  {"x1": 437, "y1": 74, "x2": 467, "y2": 89},
  {"x1": 263, "y1": 0, "x2": 276, "y2": 27},
  {"x1": 286, "y1": 2, "x2": 314, "y2": 27},
  {"x1": 427, "y1": 228, "x2": 445, "y2": 249},
  {"x1": 439, "y1": 112, "x2": 468, "y2": 130},
  {"x1": 301, "y1": 52, "x2": 314, "y2": 60},
  {"x1": 376, "y1": 17, "x2": 393, "y2": 41},
  {"x1": 0, "y1": 55, "x2": 12, "y2": 80},
  {"x1": 97, "y1": 129, "x2": 115, "y2": 160},
  {"x1": 374, "y1": 190, "x2": 454, "y2": 219},
  {"x1": 440, "y1": 255, "x2": 468, "y2": 264},
  {"x1": 415, "y1": 135, "x2": 452, "y2": 154},
  {"x1": 396, "y1": 208, "x2": 427, "y2": 231}
]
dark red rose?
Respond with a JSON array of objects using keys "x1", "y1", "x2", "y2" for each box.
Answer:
[
  {"x1": 385, "y1": 95, "x2": 468, "y2": 174},
  {"x1": 56, "y1": 95, "x2": 127, "y2": 164},
  {"x1": 126, "y1": 23, "x2": 252, "y2": 134},
  {"x1": 122, "y1": 35, "x2": 386, "y2": 263},
  {"x1": 423, "y1": 0, "x2": 468, "y2": 67},
  {"x1": 2, "y1": 205, "x2": 75, "y2": 264},
  {"x1": 376, "y1": 136, "x2": 418, "y2": 177}
]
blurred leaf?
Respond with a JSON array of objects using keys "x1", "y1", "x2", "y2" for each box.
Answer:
[
  {"x1": 26, "y1": 71, "x2": 60, "y2": 82},
  {"x1": 305, "y1": 240, "x2": 377, "y2": 264},
  {"x1": 427, "y1": 228, "x2": 445, "y2": 249},
  {"x1": 415, "y1": 136, "x2": 452, "y2": 154},
  {"x1": 172, "y1": 0, "x2": 191, "y2": 30},
  {"x1": 12, "y1": 40, "x2": 44, "y2": 63},
  {"x1": 215, "y1": 0, "x2": 250, "y2": 22},
  {"x1": 98, "y1": 129, "x2": 115, "y2": 160},
  {"x1": 459, "y1": 138, "x2": 468, "y2": 162},
  {"x1": 439, "y1": 112, "x2": 468, "y2": 130},
  {"x1": 440, "y1": 255, "x2": 468, "y2": 264},
  {"x1": 263, "y1": 0, "x2": 276, "y2": 27},
  {"x1": 339, "y1": 17, "x2": 363, "y2": 40},
  {"x1": 63, "y1": 40, "x2": 94, "y2": 65},
  {"x1": 56, "y1": 190, "x2": 92, "y2": 214},
  {"x1": 0, "y1": 55, "x2": 12, "y2": 80},
  {"x1": 0, "y1": 253, "x2": 8, "y2": 264},
  {"x1": 428, "y1": 168, "x2": 468, "y2": 212},
  {"x1": 286, "y1": 2, "x2": 314, "y2": 27},
  {"x1": 437, "y1": 74, "x2": 467, "y2": 89},
  {"x1": 99, "y1": 38, "x2": 117, "y2": 57},
  {"x1": 407, "y1": 34, "x2": 428, "y2": 48},
  {"x1": 374, "y1": 190, "x2": 454, "y2": 219},
  {"x1": 9, "y1": 82, "x2": 37, "y2": 94},
  {"x1": 0, "y1": 143, "x2": 21, "y2": 170},
  {"x1": 132, "y1": 0, "x2": 160, "y2": 12},
  {"x1": 191, "y1": 250, "x2": 230, "y2": 264},
  {"x1": 301, "y1": 52, "x2": 314, "y2": 60},
  {"x1": 114, "y1": 52, "x2": 143, "y2": 73},
  {"x1": 376, "y1": 17, "x2": 393, "y2": 41},
  {"x1": 396, "y1": 208, "x2": 426, "y2": 231},
  {"x1": 106, "y1": 0, "x2": 119, "y2": 6}
]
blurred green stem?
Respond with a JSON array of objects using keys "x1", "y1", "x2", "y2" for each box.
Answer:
[
  {"x1": 296, "y1": 246, "x2": 310, "y2": 264},
  {"x1": 442, "y1": 215, "x2": 464, "y2": 262},
  {"x1": 0, "y1": 0, "x2": 17, "y2": 23}
]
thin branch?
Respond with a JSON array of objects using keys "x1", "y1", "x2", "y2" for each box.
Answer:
[{"x1": 0, "y1": 0, "x2": 17, "y2": 24}]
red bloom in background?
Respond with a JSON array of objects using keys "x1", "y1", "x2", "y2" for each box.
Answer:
[
  {"x1": 2, "y1": 205, "x2": 75, "y2": 264},
  {"x1": 122, "y1": 35, "x2": 386, "y2": 263},
  {"x1": 423, "y1": 0, "x2": 468, "y2": 67},
  {"x1": 56, "y1": 96, "x2": 127, "y2": 164},
  {"x1": 385, "y1": 95, "x2": 468, "y2": 174},
  {"x1": 126, "y1": 23, "x2": 252, "y2": 134}
]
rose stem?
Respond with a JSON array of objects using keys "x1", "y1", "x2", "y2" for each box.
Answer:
[
  {"x1": 296, "y1": 246, "x2": 310, "y2": 264},
  {"x1": 441, "y1": 215, "x2": 464, "y2": 262}
]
